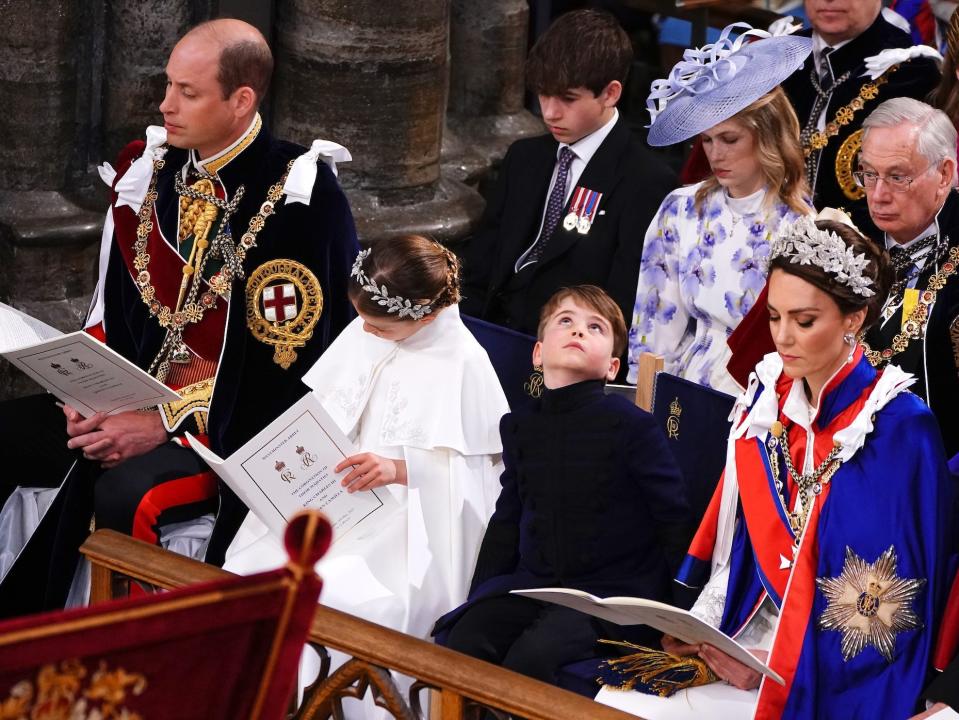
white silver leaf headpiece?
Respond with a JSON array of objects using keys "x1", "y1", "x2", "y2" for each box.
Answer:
[
  {"x1": 350, "y1": 248, "x2": 433, "y2": 320},
  {"x1": 768, "y1": 217, "x2": 876, "y2": 298}
]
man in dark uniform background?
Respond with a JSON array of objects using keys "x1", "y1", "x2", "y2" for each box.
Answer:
[
  {"x1": 783, "y1": 0, "x2": 940, "y2": 235},
  {"x1": 859, "y1": 97, "x2": 959, "y2": 458}
]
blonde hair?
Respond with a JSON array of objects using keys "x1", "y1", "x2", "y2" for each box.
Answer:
[{"x1": 695, "y1": 87, "x2": 809, "y2": 216}]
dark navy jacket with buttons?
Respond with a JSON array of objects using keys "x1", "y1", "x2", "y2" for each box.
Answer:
[{"x1": 434, "y1": 379, "x2": 689, "y2": 635}]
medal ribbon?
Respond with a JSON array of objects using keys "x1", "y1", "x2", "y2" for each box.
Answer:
[
  {"x1": 582, "y1": 190, "x2": 603, "y2": 226},
  {"x1": 568, "y1": 186, "x2": 587, "y2": 218}
]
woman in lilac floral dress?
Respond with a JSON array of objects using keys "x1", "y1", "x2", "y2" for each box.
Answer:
[{"x1": 628, "y1": 26, "x2": 814, "y2": 393}]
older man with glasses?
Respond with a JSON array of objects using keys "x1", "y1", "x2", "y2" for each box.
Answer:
[{"x1": 858, "y1": 97, "x2": 959, "y2": 457}]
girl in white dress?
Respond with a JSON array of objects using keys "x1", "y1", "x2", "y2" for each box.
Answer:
[
  {"x1": 225, "y1": 235, "x2": 509, "y2": 661},
  {"x1": 628, "y1": 24, "x2": 816, "y2": 394}
]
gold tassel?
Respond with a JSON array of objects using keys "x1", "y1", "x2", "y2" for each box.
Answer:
[{"x1": 597, "y1": 640, "x2": 718, "y2": 697}]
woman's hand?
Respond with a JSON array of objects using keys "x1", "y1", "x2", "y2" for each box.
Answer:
[
  {"x1": 698, "y1": 644, "x2": 765, "y2": 690},
  {"x1": 335, "y1": 453, "x2": 408, "y2": 493},
  {"x1": 661, "y1": 634, "x2": 700, "y2": 656}
]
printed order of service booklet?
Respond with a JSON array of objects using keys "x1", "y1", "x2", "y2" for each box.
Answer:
[
  {"x1": 189, "y1": 393, "x2": 399, "y2": 547},
  {"x1": 512, "y1": 588, "x2": 784, "y2": 685},
  {"x1": 0, "y1": 302, "x2": 181, "y2": 416}
]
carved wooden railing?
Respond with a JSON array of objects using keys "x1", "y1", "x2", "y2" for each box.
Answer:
[{"x1": 80, "y1": 530, "x2": 644, "y2": 720}]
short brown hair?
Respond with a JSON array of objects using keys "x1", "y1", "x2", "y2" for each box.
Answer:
[
  {"x1": 695, "y1": 88, "x2": 810, "y2": 216},
  {"x1": 768, "y1": 220, "x2": 893, "y2": 329},
  {"x1": 526, "y1": 10, "x2": 633, "y2": 97},
  {"x1": 187, "y1": 20, "x2": 274, "y2": 103},
  {"x1": 537, "y1": 285, "x2": 627, "y2": 357},
  {"x1": 218, "y1": 39, "x2": 273, "y2": 102},
  {"x1": 348, "y1": 235, "x2": 461, "y2": 321}
]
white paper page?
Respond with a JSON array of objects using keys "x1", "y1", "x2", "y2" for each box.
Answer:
[
  {"x1": 188, "y1": 394, "x2": 398, "y2": 547},
  {"x1": 512, "y1": 588, "x2": 783, "y2": 685},
  {"x1": 2, "y1": 332, "x2": 181, "y2": 416},
  {"x1": 595, "y1": 681, "x2": 757, "y2": 720},
  {"x1": 929, "y1": 707, "x2": 959, "y2": 720},
  {"x1": 0, "y1": 302, "x2": 62, "y2": 351}
]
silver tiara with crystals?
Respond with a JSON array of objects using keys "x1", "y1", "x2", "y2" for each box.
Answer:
[
  {"x1": 768, "y1": 216, "x2": 875, "y2": 298},
  {"x1": 350, "y1": 248, "x2": 433, "y2": 320}
]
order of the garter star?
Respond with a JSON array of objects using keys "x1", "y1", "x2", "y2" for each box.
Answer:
[{"x1": 816, "y1": 546, "x2": 925, "y2": 662}]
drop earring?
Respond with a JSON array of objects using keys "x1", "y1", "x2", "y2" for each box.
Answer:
[{"x1": 843, "y1": 332, "x2": 856, "y2": 362}]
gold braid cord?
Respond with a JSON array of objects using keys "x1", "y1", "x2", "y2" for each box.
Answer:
[
  {"x1": 803, "y1": 68, "x2": 895, "y2": 158},
  {"x1": 131, "y1": 155, "x2": 290, "y2": 381},
  {"x1": 860, "y1": 246, "x2": 959, "y2": 367}
]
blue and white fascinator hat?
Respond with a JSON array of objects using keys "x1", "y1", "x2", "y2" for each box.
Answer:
[{"x1": 647, "y1": 22, "x2": 812, "y2": 147}]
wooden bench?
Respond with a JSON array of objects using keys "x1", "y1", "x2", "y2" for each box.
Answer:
[{"x1": 81, "y1": 530, "x2": 644, "y2": 720}]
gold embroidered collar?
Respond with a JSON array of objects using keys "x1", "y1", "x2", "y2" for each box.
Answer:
[{"x1": 191, "y1": 113, "x2": 262, "y2": 176}]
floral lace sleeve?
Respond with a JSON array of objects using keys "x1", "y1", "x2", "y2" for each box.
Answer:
[
  {"x1": 689, "y1": 561, "x2": 729, "y2": 629},
  {"x1": 627, "y1": 192, "x2": 692, "y2": 383}
]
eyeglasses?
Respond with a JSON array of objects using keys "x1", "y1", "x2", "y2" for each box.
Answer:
[{"x1": 852, "y1": 164, "x2": 937, "y2": 192}]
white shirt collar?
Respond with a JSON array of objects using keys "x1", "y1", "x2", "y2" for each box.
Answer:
[
  {"x1": 560, "y1": 108, "x2": 618, "y2": 165},
  {"x1": 885, "y1": 220, "x2": 938, "y2": 250},
  {"x1": 812, "y1": 33, "x2": 853, "y2": 74}
]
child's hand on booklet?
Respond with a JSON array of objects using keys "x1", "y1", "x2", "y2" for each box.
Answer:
[
  {"x1": 336, "y1": 453, "x2": 408, "y2": 493},
  {"x1": 662, "y1": 635, "x2": 764, "y2": 690}
]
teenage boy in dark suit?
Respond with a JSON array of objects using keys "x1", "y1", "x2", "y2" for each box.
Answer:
[{"x1": 460, "y1": 8, "x2": 677, "y2": 373}]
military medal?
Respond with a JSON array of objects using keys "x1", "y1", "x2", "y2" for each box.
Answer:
[
  {"x1": 577, "y1": 189, "x2": 603, "y2": 235},
  {"x1": 563, "y1": 186, "x2": 586, "y2": 231}
]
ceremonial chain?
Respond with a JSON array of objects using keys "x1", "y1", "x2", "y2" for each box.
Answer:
[
  {"x1": 801, "y1": 69, "x2": 894, "y2": 159},
  {"x1": 859, "y1": 244, "x2": 959, "y2": 367},
  {"x1": 133, "y1": 155, "x2": 291, "y2": 381},
  {"x1": 767, "y1": 420, "x2": 843, "y2": 537}
]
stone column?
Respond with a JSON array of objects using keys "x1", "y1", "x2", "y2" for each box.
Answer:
[
  {"x1": 0, "y1": 0, "x2": 102, "y2": 398},
  {"x1": 272, "y1": 0, "x2": 484, "y2": 243},
  {"x1": 101, "y1": 1, "x2": 193, "y2": 164},
  {"x1": 443, "y1": 0, "x2": 543, "y2": 184}
]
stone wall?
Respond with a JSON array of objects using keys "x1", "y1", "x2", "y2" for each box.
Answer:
[{"x1": 0, "y1": 0, "x2": 538, "y2": 400}]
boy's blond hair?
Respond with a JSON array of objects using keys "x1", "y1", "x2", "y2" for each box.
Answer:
[{"x1": 536, "y1": 285, "x2": 627, "y2": 357}]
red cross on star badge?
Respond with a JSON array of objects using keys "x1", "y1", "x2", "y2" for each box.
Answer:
[{"x1": 262, "y1": 283, "x2": 298, "y2": 323}]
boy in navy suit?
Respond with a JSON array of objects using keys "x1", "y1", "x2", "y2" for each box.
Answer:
[
  {"x1": 435, "y1": 286, "x2": 689, "y2": 692},
  {"x1": 460, "y1": 9, "x2": 676, "y2": 369}
]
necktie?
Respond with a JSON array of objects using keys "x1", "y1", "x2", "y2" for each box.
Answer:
[
  {"x1": 527, "y1": 146, "x2": 576, "y2": 264},
  {"x1": 819, "y1": 47, "x2": 834, "y2": 88}
]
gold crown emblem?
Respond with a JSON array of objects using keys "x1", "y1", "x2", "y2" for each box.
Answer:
[{"x1": 669, "y1": 397, "x2": 682, "y2": 417}]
